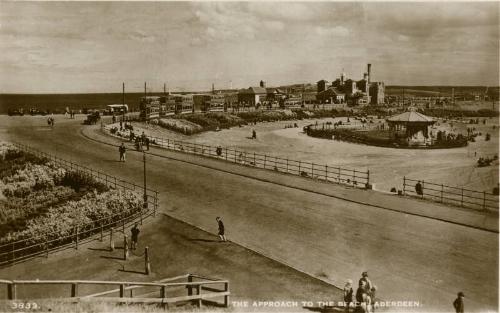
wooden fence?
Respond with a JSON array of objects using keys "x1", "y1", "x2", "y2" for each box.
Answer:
[
  {"x1": 104, "y1": 125, "x2": 370, "y2": 188},
  {"x1": 0, "y1": 274, "x2": 229, "y2": 308},
  {"x1": 403, "y1": 177, "x2": 498, "y2": 211},
  {"x1": 0, "y1": 143, "x2": 159, "y2": 267}
]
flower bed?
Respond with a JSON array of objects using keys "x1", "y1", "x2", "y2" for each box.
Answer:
[{"x1": 0, "y1": 142, "x2": 144, "y2": 261}]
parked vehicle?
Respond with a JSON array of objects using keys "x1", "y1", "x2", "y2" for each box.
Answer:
[{"x1": 83, "y1": 111, "x2": 101, "y2": 125}]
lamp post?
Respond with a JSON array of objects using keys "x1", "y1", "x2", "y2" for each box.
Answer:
[{"x1": 142, "y1": 144, "x2": 147, "y2": 218}]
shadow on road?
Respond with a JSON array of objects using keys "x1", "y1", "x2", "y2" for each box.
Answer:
[
  {"x1": 88, "y1": 247, "x2": 110, "y2": 252},
  {"x1": 118, "y1": 269, "x2": 146, "y2": 275},
  {"x1": 100, "y1": 255, "x2": 124, "y2": 261},
  {"x1": 189, "y1": 238, "x2": 220, "y2": 243}
]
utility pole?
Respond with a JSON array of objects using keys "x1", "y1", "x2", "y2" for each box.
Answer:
[
  {"x1": 122, "y1": 82, "x2": 125, "y2": 120},
  {"x1": 143, "y1": 149, "x2": 147, "y2": 212}
]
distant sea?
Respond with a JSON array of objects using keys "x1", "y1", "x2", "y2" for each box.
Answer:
[{"x1": 0, "y1": 93, "x2": 168, "y2": 114}]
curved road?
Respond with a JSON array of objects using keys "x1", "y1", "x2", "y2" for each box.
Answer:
[{"x1": 1, "y1": 115, "x2": 498, "y2": 312}]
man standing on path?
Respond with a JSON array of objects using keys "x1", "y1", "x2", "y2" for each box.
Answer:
[
  {"x1": 130, "y1": 223, "x2": 140, "y2": 250},
  {"x1": 216, "y1": 217, "x2": 227, "y2": 242},
  {"x1": 453, "y1": 292, "x2": 465, "y2": 313},
  {"x1": 119, "y1": 143, "x2": 126, "y2": 162}
]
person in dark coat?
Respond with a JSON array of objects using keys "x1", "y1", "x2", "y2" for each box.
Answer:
[
  {"x1": 216, "y1": 217, "x2": 227, "y2": 242},
  {"x1": 453, "y1": 292, "x2": 464, "y2": 313},
  {"x1": 119, "y1": 143, "x2": 126, "y2": 162},
  {"x1": 130, "y1": 223, "x2": 140, "y2": 250},
  {"x1": 415, "y1": 181, "x2": 423, "y2": 195}
]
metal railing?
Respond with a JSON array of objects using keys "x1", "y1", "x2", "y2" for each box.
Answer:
[
  {"x1": 403, "y1": 177, "x2": 498, "y2": 211},
  {"x1": 0, "y1": 143, "x2": 159, "y2": 267},
  {"x1": 0, "y1": 274, "x2": 229, "y2": 308},
  {"x1": 103, "y1": 124, "x2": 370, "y2": 188}
]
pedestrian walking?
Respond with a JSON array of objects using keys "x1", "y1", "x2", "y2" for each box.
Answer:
[
  {"x1": 343, "y1": 279, "x2": 353, "y2": 312},
  {"x1": 453, "y1": 292, "x2": 464, "y2": 313},
  {"x1": 112, "y1": 114, "x2": 116, "y2": 123},
  {"x1": 130, "y1": 223, "x2": 140, "y2": 250},
  {"x1": 119, "y1": 143, "x2": 126, "y2": 162},
  {"x1": 216, "y1": 217, "x2": 227, "y2": 242},
  {"x1": 252, "y1": 129, "x2": 257, "y2": 139},
  {"x1": 355, "y1": 280, "x2": 367, "y2": 313},
  {"x1": 145, "y1": 137, "x2": 150, "y2": 151}
]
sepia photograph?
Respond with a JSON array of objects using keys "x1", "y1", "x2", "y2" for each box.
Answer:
[{"x1": 0, "y1": 1, "x2": 498, "y2": 312}]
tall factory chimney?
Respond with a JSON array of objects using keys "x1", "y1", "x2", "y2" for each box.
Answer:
[
  {"x1": 367, "y1": 64, "x2": 372, "y2": 84},
  {"x1": 212, "y1": 83, "x2": 215, "y2": 94},
  {"x1": 122, "y1": 82, "x2": 125, "y2": 105}
]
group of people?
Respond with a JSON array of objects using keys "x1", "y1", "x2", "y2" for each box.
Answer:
[
  {"x1": 343, "y1": 272, "x2": 376, "y2": 313},
  {"x1": 128, "y1": 131, "x2": 150, "y2": 151}
]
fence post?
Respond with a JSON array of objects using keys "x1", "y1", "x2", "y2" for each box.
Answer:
[
  {"x1": 483, "y1": 191, "x2": 486, "y2": 210},
  {"x1": 154, "y1": 191, "x2": 158, "y2": 217},
  {"x1": 422, "y1": 181, "x2": 425, "y2": 199},
  {"x1": 298, "y1": 161, "x2": 301, "y2": 174},
  {"x1": 71, "y1": 283, "x2": 78, "y2": 297},
  {"x1": 110, "y1": 228, "x2": 115, "y2": 251},
  {"x1": 325, "y1": 165, "x2": 328, "y2": 181},
  {"x1": 352, "y1": 170, "x2": 356, "y2": 185},
  {"x1": 367, "y1": 170, "x2": 370, "y2": 185},
  {"x1": 441, "y1": 184, "x2": 444, "y2": 203},
  {"x1": 195, "y1": 284, "x2": 202, "y2": 308},
  {"x1": 224, "y1": 282, "x2": 229, "y2": 307},
  {"x1": 225, "y1": 148, "x2": 228, "y2": 160},
  {"x1": 7, "y1": 283, "x2": 16, "y2": 300},
  {"x1": 254, "y1": 153, "x2": 256, "y2": 166},
  {"x1": 286, "y1": 159, "x2": 289, "y2": 173},
  {"x1": 124, "y1": 235, "x2": 129, "y2": 260},
  {"x1": 187, "y1": 275, "x2": 193, "y2": 296},
  {"x1": 75, "y1": 226, "x2": 79, "y2": 250},
  {"x1": 403, "y1": 176, "x2": 406, "y2": 195},
  {"x1": 461, "y1": 188, "x2": 464, "y2": 207},
  {"x1": 160, "y1": 285, "x2": 166, "y2": 299},
  {"x1": 120, "y1": 284, "x2": 125, "y2": 297},
  {"x1": 264, "y1": 155, "x2": 267, "y2": 169},
  {"x1": 145, "y1": 246, "x2": 151, "y2": 275}
]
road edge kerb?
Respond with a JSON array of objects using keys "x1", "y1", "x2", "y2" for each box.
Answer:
[{"x1": 82, "y1": 126, "x2": 499, "y2": 234}]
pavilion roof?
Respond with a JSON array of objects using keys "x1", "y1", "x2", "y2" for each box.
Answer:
[{"x1": 387, "y1": 111, "x2": 435, "y2": 123}]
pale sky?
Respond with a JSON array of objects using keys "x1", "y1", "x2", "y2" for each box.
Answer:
[{"x1": 0, "y1": 1, "x2": 498, "y2": 93}]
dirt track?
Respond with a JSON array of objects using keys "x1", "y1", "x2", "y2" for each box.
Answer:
[{"x1": 0, "y1": 115, "x2": 498, "y2": 312}]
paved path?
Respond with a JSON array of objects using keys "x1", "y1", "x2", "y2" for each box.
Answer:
[{"x1": 1, "y1": 116, "x2": 498, "y2": 312}]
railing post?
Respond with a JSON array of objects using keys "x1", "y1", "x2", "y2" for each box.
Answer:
[
  {"x1": 224, "y1": 282, "x2": 229, "y2": 307},
  {"x1": 187, "y1": 274, "x2": 193, "y2": 296},
  {"x1": 338, "y1": 167, "x2": 341, "y2": 183},
  {"x1": 7, "y1": 283, "x2": 16, "y2": 300},
  {"x1": 110, "y1": 228, "x2": 115, "y2": 251},
  {"x1": 264, "y1": 155, "x2": 267, "y2": 169},
  {"x1": 196, "y1": 284, "x2": 202, "y2": 308},
  {"x1": 483, "y1": 191, "x2": 486, "y2": 210},
  {"x1": 441, "y1": 184, "x2": 444, "y2": 203},
  {"x1": 286, "y1": 159, "x2": 289, "y2": 173},
  {"x1": 298, "y1": 161, "x2": 301, "y2": 174},
  {"x1": 461, "y1": 188, "x2": 464, "y2": 207},
  {"x1": 120, "y1": 284, "x2": 125, "y2": 297},
  {"x1": 253, "y1": 153, "x2": 256, "y2": 166},
  {"x1": 352, "y1": 170, "x2": 356, "y2": 185},
  {"x1": 124, "y1": 235, "x2": 129, "y2": 260},
  {"x1": 311, "y1": 163, "x2": 314, "y2": 178},
  {"x1": 71, "y1": 283, "x2": 78, "y2": 297},
  {"x1": 75, "y1": 226, "x2": 79, "y2": 250},
  {"x1": 367, "y1": 170, "x2": 370, "y2": 185},
  {"x1": 160, "y1": 285, "x2": 166, "y2": 299},
  {"x1": 403, "y1": 176, "x2": 406, "y2": 195},
  {"x1": 145, "y1": 246, "x2": 151, "y2": 275},
  {"x1": 422, "y1": 181, "x2": 425, "y2": 199}
]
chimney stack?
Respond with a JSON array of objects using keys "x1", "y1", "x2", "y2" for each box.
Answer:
[
  {"x1": 367, "y1": 64, "x2": 372, "y2": 84},
  {"x1": 212, "y1": 83, "x2": 215, "y2": 94},
  {"x1": 260, "y1": 80, "x2": 266, "y2": 88}
]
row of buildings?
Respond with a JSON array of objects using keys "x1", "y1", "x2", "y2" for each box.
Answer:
[{"x1": 139, "y1": 64, "x2": 386, "y2": 120}]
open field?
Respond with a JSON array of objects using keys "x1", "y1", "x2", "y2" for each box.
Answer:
[{"x1": 0, "y1": 115, "x2": 497, "y2": 312}]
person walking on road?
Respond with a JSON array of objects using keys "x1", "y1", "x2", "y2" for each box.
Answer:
[
  {"x1": 119, "y1": 143, "x2": 126, "y2": 162},
  {"x1": 453, "y1": 292, "x2": 465, "y2": 313},
  {"x1": 130, "y1": 223, "x2": 140, "y2": 250},
  {"x1": 216, "y1": 217, "x2": 227, "y2": 242},
  {"x1": 359, "y1": 272, "x2": 372, "y2": 293}
]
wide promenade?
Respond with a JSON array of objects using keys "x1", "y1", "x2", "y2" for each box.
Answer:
[{"x1": 1, "y1": 115, "x2": 498, "y2": 312}]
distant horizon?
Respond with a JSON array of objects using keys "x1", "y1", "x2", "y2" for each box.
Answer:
[{"x1": 0, "y1": 84, "x2": 498, "y2": 95}]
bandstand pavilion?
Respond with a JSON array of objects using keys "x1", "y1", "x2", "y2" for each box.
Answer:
[{"x1": 386, "y1": 109, "x2": 436, "y2": 139}]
